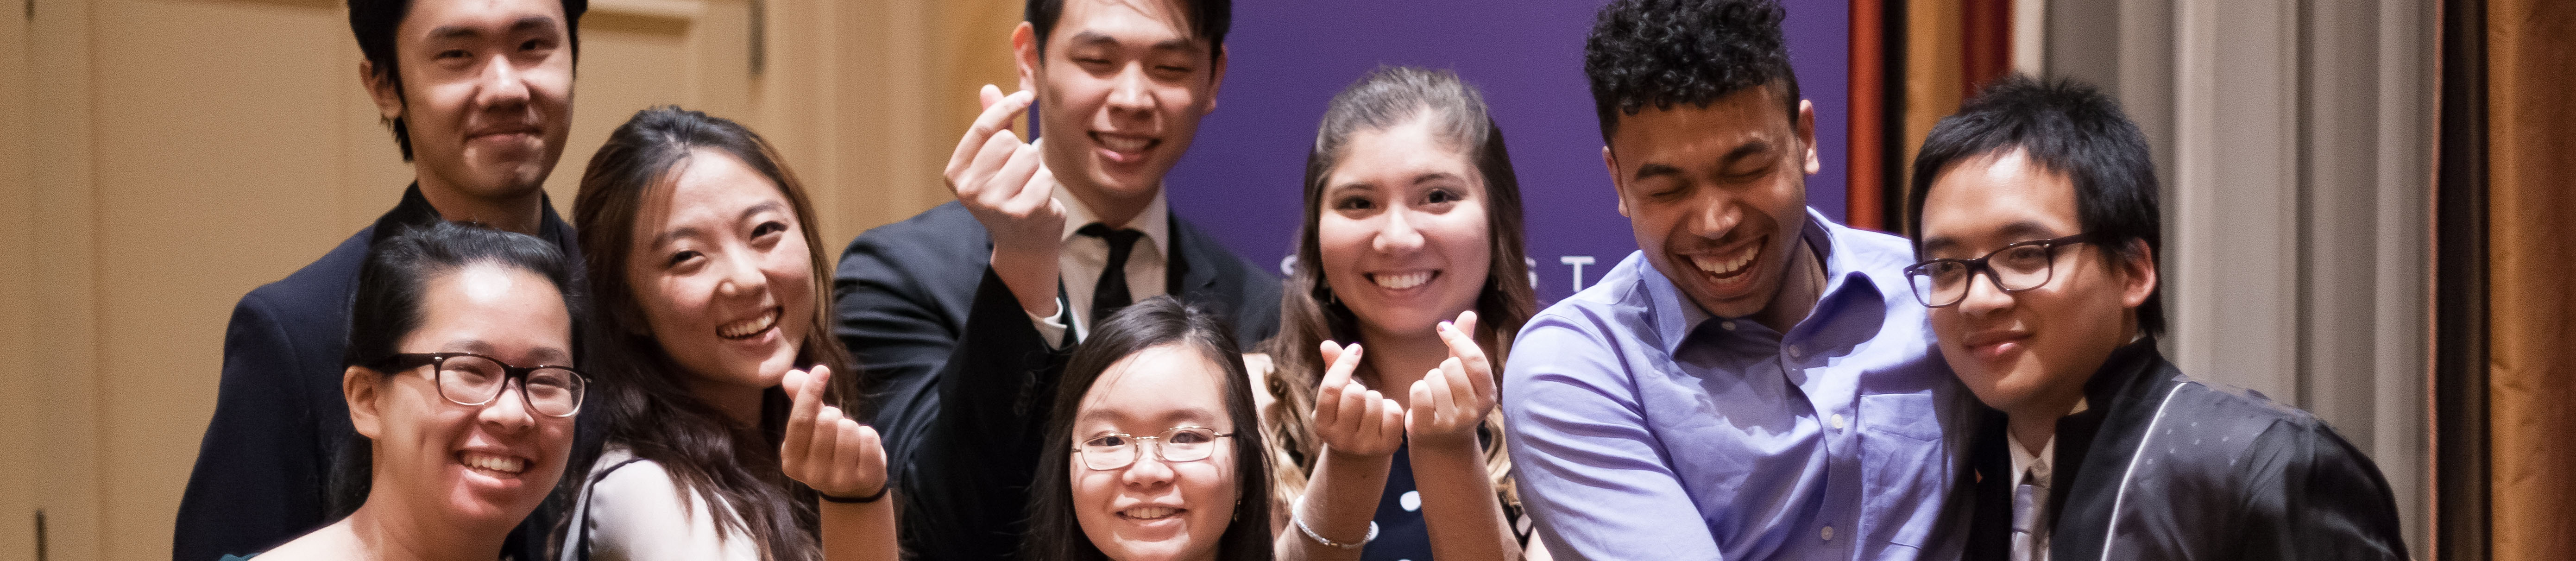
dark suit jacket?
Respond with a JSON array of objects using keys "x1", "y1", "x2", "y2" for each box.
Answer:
[
  {"x1": 175, "y1": 185, "x2": 593, "y2": 561},
  {"x1": 1962, "y1": 339, "x2": 2408, "y2": 561},
  {"x1": 832, "y1": 201, "x2": 1281, "y2": 561}
]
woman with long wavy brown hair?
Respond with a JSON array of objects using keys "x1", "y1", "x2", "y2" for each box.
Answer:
[
  {"x1": 556, "y1": 106, "x2": 894, "y2": 561},
  {"x1": 1254, "y1": 66, "x2": 1544, "y2": 561}
]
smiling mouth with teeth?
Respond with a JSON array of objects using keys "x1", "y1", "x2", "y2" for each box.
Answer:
[
  {"x1": 459, "y1": 451, "x2": 527, "y2": 475},
  {"x1": 1119, "y1": 506, "x2": 1184, "y2": 520},
  {"x1": 1367, "y1": 271, "x2": 1436, "y2": 291},
  {"x1": 1092, "y1": 132, "x2": 1158, "y2": 155},
  {"x1": 718, "y1": 308, "x2": 781, "y2": 340},
  {"x1": 1688, "y1": 243, "x2": 1763, "y2": 284}
]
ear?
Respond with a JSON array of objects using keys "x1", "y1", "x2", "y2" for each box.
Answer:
[
  {"x1": 359, "y1": 61, "x2": 403, "y2": 122},
  {"x1": 1203, "y1": 44, "x2": 1228, "y2": 113},
  {"x1": 2117, "y1": 240, "x2": 2158, "y2": 309},
  {"x1": 1012, "y1": 22, "x2": 1041, "y2": 95},
  {"x1": 345, "y1": 366, "x2": 387, "y2": 440},
  {"x1": 1603, "y1": 145, "x2": 1630, "y2": 218},
  {"x1": 1796, "y1": 99, "x2": 1819, "y2": 175}
]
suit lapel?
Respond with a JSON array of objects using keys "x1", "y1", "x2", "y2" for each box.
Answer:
[
  {"x1": 1165, "y1": 211, "x2": 1223, "y2": 302},
  {"x1": 2050, "y1": 342, "x2": 2183, "y2": 561},
  {"x1": 1965, "y1": 408, "x2": 2015, "y2": 561}
]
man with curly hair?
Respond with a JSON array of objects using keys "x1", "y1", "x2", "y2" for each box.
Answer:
[{"x1": 1500, "y1": 0, "x2": 1974, "y2": 559}]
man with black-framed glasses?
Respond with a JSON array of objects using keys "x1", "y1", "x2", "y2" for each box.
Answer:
[{"x1": 1908, "y1": 74, "x2": 2404, "y2": 561}]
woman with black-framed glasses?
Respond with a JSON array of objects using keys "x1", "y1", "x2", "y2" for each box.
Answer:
[{"x1": 240, "y1": 221, "x2": 583, "y2": 561}]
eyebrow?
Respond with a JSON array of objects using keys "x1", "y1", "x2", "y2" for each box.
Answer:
[
  {"x1": 649, "y1": 227, "x2": 700, "y2": 251},
  {"x1": 426, "y1": 16, "x2": 560, "y2": 42},
  {"x1": 1413, "y1": 172, "x2": 1464, "y2": 185},
  {"x1": 742, "y1": 200, "x2": 788, "y2": 222},
  {"x1": 647, "y1": 200, "x2": 790, "y2": 250},
  {"x1": 1632, "y1": 163, "x2": 1684, "y2": 181},
  {"x1": 1077, "y1": 406, "x2": 1221, "y2": 429},
  {"x1": 442, "y1": 339, "x2": 570, "y2": 365},
  {"x1": 1066, "y1": 31, "x2": 1205, "y2": 55},
  {"x1": 1921, "y1": 220, "x2": 2070, "y2": 256},
  {"x1": 1718, "y1": 140, "x2": 1775, "y2": 167}
]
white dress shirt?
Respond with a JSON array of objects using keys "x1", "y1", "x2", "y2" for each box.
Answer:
[
  {"x1": 2007, "y1": 398, "x2": 2089, "y2": 561},
  {"x1": 1027, "y1": 188, "x2": 1170, "y2": 346}
]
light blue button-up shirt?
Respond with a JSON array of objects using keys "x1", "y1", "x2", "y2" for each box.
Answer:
[{"x1": 1503, "y1": 209, "x2": 1972, "y2": 561}]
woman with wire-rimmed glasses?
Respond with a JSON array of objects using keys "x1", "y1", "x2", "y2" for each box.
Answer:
[{"x1": 1027, "y1": 296, "x2": 1277, "y2": 561}]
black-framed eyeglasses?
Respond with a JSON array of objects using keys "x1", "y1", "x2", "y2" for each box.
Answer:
[
  {"x1": 1904, "y1": 233, "x2": 2102, "y2": 308},
  {"x1": 373, "y1": 352, "x2": 588, "y2": 417},
  {"x1": 1072, "y1": 427, "x2": 1234, "y2": 471}
]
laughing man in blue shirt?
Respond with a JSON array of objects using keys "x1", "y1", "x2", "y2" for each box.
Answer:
[{"x1": 1501, "y1": 0, "x2": 1975, "y2": 559}]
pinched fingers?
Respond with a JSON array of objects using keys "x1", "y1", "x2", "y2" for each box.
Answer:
[
  {"x1": 982, "y1": 140, "x2": 1046, "y2": 210},
  {"x1": 947, "y1": 87, "x2": 1036, "y2": 178},
  {"x1": 781, "y1": 366, "x2": 827, "y2": 467}
]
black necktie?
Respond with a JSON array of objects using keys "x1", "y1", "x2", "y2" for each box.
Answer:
[{"x1": 1078, "y1": 223, "x2": 1145, "y2": 329}]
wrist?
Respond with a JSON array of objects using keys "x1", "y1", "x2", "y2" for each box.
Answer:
[
  {"x1": 818, "y1": 483, "x2": 889, "y2": 505},
  {"x1": 989, "y1": 252, "x2": 1061, "y2": 314},
  {"x1": 1408, "y1": 430, "x2": 1482, "y2": 454},
  {"x1": 1323, "y1": 445, "x2": 1400, "y2": 463}
]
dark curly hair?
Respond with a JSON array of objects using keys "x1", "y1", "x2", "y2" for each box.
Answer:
[
  {"x1": 1906, "y1": 74, "x2": 2166, "y2": 337},
  {"x1": 1583, "y1": 0, "x2": 1801, "y2": 141}
]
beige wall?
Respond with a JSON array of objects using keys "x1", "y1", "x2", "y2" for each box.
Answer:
[{"x1": 2, "y1": 0, "x2": 1015, "y2": 559}]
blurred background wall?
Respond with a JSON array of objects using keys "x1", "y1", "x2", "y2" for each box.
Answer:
[{"x1": 2, "y1": 0, "x2": 2566, "y2": 560}]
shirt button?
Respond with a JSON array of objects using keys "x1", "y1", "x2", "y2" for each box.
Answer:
[
  {"x1": 1719, "y1": 320, "x2": 1738, "y2": 331},
  {"x1": 1830, "y1": 414, "x2": 1847, "y2": 430},
  {"x1": 1821, "y1": 526, "x2": 1835, "y2": 541},
  {"x1": 1786, "y1": 344, "x2": 1804, "y2": 359}
]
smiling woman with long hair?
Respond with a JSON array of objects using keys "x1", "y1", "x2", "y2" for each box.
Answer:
[
  {"x1": 556, "y1": 106, "x2": 893, "y2": 561},
  {"x1": 1253, "y1": 66, "x2": 1541, "y2": 561}
]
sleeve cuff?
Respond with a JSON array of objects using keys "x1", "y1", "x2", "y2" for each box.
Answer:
[{"x1": 1028, "y1": 296, "x2": 1071, "y2": 349}]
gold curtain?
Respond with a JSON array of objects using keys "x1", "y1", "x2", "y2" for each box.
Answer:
[{"x1": 2486, "y1": 0, "x2": 2576, "y2": 557}]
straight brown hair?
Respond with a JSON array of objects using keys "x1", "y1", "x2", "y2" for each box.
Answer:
[
  {"x1": 563, "y1": 106, "x2": 860, "y2": 561},
  {"x1": 1260, "y1": 66, "x2": 1535, "y2": 510}
]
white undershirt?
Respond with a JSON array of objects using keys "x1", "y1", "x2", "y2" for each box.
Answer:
[{"x1": 1027, "y1": 188, "x2": 1170, "y2": 347}]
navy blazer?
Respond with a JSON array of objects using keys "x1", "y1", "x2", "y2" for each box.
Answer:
[
  {"x1": 833, "y1": 200, "x2": 1281, "y2": 561},
  {"x1": 175, "y1": 185, "x2": 590, "y2": 561}
]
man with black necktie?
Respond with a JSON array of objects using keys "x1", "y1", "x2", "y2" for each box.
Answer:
[{"x1": 827, "y1": 0, "x2": 1276, "y2": 559}]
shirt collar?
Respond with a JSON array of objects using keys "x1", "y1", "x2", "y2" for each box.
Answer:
[
  {"x1": 1058, "y1": 185, "x2": 1171, "y2": 255},
  {"x1": 1644, "y1": 207, "x2": 1894, "y2": 354},
  {"x1": 2007, "y1": 398, "x2": 2089, "y2": 486}
]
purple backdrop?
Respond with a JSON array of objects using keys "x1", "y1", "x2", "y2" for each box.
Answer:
[{"x1": 1164, "y1": 0, "x2": 1850, "y2": 303}]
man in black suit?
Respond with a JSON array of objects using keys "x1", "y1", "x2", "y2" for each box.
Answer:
[
  {"x1": 1905, "y1": 74, "x2": 2406, "y2": 561},
  {"x1": 175, "y1": 1, "x2": 591, "y2": 560},
  {"x1": 831, "y1": 0, "x2": 1275, "y2": 559}
]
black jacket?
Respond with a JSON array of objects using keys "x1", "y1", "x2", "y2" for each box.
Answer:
[
  {"x1": 1962, "y1": 339, "x2": 2408, "y2": 561},
  {"x1": 175, "y1": 185, "x2": 594, "y2": 561},
  {"x1": 832, "y1": 201, "x2": 1281, "y2": 561}
]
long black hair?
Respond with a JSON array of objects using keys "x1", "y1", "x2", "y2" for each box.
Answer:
[
  {"x1": 328, "y1": 220, "x2": 583, "y2": 518},
  {"x1": 1027, "y1": 296, "x2": 1273, "y2": 561}
]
